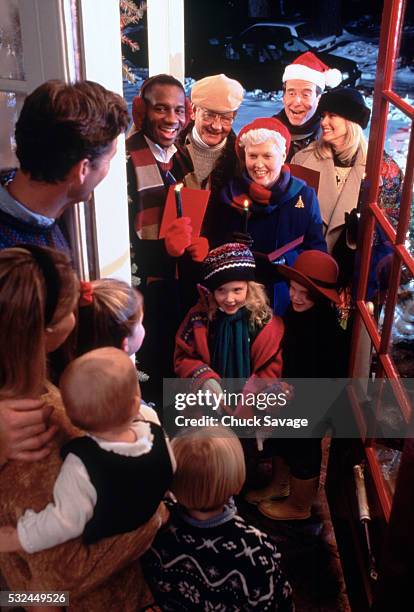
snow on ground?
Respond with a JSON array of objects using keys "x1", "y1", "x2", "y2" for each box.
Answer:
[{"x1": 331, "y1": 40, "x2": 379, "y2": 85}]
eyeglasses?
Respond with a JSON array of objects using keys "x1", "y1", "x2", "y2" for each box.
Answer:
[{"x1": 199, "y1": 108, "x2": 235, "y2": 127}]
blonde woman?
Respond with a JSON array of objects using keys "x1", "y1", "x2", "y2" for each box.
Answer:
[
  {"x1": 291, "y1": 87, "x2": 402, "y2": 320},
  {"x1": 291, "y1": 87, "x2": 402, "y2": 253}
]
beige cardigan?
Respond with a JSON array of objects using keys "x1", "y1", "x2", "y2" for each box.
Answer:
[{"x1": 291, "y1": 146, "x2": 365, "y2": 253}]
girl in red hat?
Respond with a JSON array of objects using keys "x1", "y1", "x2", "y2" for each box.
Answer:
[{"x1": 246, "y1": 250, "x2": 347, "y2": 520}]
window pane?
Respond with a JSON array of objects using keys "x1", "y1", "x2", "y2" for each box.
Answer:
[
  {"x1": 380, "y1": 112, "x2": 409, "y2": 233},
  {"x1": 392, "y1": 0, "x2": 414, "y2": 97},
  {"x1": 0, "y1": 0, "x2": 25, "y2": 80},
  {"x1": 0, "y1": 91, "x2": 23, "y2": 167},
  {"x1": 372, "y1": 440, "x2": 402, "y2": 498},
  {"x1": 387, "y1": 268, "x2": 414, "y2": 378}
]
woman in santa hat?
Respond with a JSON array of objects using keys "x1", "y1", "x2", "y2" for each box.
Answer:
[{"x1": 212, "y1": 117, "x2": 327, "y2": 315}]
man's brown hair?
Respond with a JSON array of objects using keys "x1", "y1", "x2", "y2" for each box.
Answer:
[{"x1": 15, "y1": 80, "x2": 130, "y2": 182}]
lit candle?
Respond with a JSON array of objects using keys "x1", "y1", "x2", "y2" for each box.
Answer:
[
  {"x1": 242, "y1": 199, "x2": 250, "y2": 233},
  {"x1": 175, "y1": 183, "x2": 184, "y2": 218},
  {"x1": 357, "y1": 172, "x2": 368, "y2": 213}
]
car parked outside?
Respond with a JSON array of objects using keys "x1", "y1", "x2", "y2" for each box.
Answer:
[
  {"x1": 188, "y1": 26, "x2": 361, "y2": 92},
  {"x1": 241, "y1": 22, "x2": 337, "y2": 51}
]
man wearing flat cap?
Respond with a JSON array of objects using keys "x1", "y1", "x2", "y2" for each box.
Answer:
[{"x1": 178, "y1": 74, "x2": 244, "y2": 232}]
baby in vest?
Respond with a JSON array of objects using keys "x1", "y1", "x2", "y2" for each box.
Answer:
[{"x1": 0, "y1": 347, "x2": 176, "y2": 552}]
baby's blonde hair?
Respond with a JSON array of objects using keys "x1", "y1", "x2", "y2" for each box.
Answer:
[
  {"x1": 171, "y1": 427, "x2": 245, "y2": 510},
  {"x1": 60, "y1": 347, "x2": 139, "y2": 433}
]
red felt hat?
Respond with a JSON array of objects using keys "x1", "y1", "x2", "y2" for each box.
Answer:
[
  {"x1": 235, "y1": 117, "x2": 291, "y2": 161},
  {"x1": 282, "y1": 51, "x2": 342, "y2": 90},
  {"x1": 276, "y1": 250, "x2": 341, "y2": 304}
]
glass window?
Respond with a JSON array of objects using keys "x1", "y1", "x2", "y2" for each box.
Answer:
[
  {"x1": 372, "y1": 440, "x2": 402, "y2": 498},
  {"x1": 283, "y1": 38, "x2": 310, "y2": 53},
  {"x1": 386, "y1": 267, "x2": 414, "y2": 378},
  {"x1": 0, "y1": 90, "x2": 22, "y2": 167},
  {"x1": 0, "y1": 0, "x2": 25, "y2": 80}
]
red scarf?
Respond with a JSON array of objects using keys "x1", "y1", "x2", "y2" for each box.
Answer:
[{"x1": 231, "y1": 165, "x2": 291, "y2": 211}]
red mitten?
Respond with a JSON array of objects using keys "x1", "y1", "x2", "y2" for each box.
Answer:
[
  {"x1": 187, "y1": 237, "x2": 209, "y2": 262},
  {"x1": 164, "y1": 217, "x2": 192, "y2": 257}
]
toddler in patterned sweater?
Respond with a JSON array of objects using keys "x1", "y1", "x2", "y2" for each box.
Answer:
[{"x1": 143, "y1": 426, "x2": 294, "y2": 611}]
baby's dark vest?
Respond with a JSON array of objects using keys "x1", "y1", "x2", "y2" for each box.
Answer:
[{"x1": 61, "y1": 421, "x2": 172, "y2": 545}]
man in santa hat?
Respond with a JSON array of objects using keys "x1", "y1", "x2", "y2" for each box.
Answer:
[{"x1": 274, "y1": 52, "x2": 341, "y2": 161}]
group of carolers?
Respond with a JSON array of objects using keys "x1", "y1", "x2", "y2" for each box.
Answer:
[
  {"x1": 0, "y1": 50, "x2": 403, "y2": 612},
  {"x1": 126, "y1": 51, "x2": 401, "y2": 405}
]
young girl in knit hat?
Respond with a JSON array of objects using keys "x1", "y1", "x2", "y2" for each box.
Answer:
[
  {"x1": 247, "y1": 250, "x2": 347, "y2": 521},
  {"x1": 142, "y1": 426, "x2": 294, "y2": 611},
  {"x1": 175, "y1": 242, "x2": 284, "y2": 405}
]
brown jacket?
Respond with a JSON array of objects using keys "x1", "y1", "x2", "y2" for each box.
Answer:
[{"x1": 0, "y1": 384, "x2": 162, "y2": 611}]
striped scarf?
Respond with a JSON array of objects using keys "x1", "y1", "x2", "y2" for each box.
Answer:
[{"x1": 127, "y1": 132, "x2": 176, "y2": 240}]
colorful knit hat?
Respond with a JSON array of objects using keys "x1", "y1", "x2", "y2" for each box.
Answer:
[
  {"x1": 191, "y1": 74, "x2": 244, "y2": 112},
  {"x1": 235, "y1": 117, "x2": 291, "y2": 161},
  {"x1": 282, "y1": 52, "x2": 342, "y2": 90},
  {"x1": 202, "y1": 243, "x2": 256, "y2": 291},
  {"x1": 317, "y1": 87, "x2": 371, "y2": 129}
]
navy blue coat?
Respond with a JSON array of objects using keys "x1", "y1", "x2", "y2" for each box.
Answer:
[{"x1": 213, "y1": 170, "x2": 327, "y2": 314}]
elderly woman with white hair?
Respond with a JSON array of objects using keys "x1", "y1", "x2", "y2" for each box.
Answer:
[{"x1": 215, "y1": 117, "x2": 327, "y2": 315}]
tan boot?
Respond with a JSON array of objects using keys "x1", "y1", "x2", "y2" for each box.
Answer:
[
  {"x1": 258, "y1": 476, "x2": 319, "y2": 520},
  {"x1": 245, "y1": 456, "x2": 290, "y2": 504}
]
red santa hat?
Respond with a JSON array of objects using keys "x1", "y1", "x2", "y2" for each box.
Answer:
[
  {"x1": 282, "y1": 52, "x2": 342, "y2": 90},
  {"x1": 235, "y1": 117, "x2": 291, "y2": 161}
]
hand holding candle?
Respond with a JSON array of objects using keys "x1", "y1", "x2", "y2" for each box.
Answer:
[
  {"x1": 242, "y1": 199, "x2": 250, "y2": 233},
  {"x1": 175, "y1": 183, "x2": 184, "y2": 218}
]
